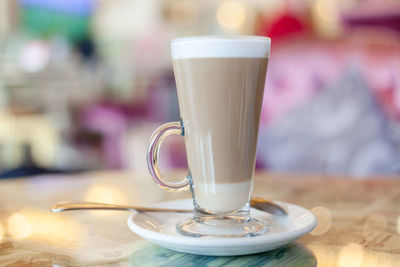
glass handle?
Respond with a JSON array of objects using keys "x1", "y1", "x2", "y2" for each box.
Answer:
[{"x1": 146, "y1": 121, "x2": 190, "y2": 192}]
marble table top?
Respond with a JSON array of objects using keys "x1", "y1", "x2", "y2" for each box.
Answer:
[{"x1": 0, "y1": 171, "x2": 399, "y2": 266}]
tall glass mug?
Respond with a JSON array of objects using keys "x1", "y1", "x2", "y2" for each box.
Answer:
[{"x1": 147, "y1": 36, "x2": 270, "y2": 237}]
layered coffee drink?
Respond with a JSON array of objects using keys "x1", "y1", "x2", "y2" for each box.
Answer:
[
  {"x1": 172, "y1": 37, "x2": 268, "y2": 212},
  {"x1": 147, "y1": 36, "x2": 270, "y2": 237}
]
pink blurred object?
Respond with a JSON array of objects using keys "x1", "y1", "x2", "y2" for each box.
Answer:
[
  {"x1": 341, "y1": 0, "x2": 400, "y2": 32},
  {"x1": 262, "y1": 41, "x2": 343, "y2": 125},
  {"x1": 261, "y1": 36, "x2": 400, "y2": 126},
  {"x1": 80, "y1": 104, "x2": 128, "y2": 169}
]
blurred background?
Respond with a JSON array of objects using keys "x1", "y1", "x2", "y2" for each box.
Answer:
[{"x1": 0, "y1": 0, "x2": 399, "y2": 178}]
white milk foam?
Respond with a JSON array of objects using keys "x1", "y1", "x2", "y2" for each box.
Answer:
[
  {"x1": 194, "y1": 180, "x2": 252, "y2": 212},
  {"x1": 171, "y1": 36, "x2": 270, "y2": 59}
]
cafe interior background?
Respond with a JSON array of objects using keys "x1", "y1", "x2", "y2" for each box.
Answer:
[{"x1": 0, "y1": 0, "x2": 399, "y2": 179}]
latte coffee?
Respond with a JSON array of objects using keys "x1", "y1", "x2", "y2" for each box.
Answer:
[
  {"x1": 172, "y1": 38, "x2": 268, "y2": 212},
  {"x1": 147, "y1": 36, "x2": 270, "y2": 237}
]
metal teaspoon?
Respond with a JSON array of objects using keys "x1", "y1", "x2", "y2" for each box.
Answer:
[{"x1": 51, "y1": 197, "x2": 287, "y2": 216}]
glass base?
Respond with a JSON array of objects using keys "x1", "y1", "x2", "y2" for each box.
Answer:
[{"x1": 176, "y1": 216, "x2": 269, "y2": 237}]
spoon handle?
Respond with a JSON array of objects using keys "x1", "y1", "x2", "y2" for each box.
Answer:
[{"x1": 51, "y1": 202, "x2": 192, "y2": 213}]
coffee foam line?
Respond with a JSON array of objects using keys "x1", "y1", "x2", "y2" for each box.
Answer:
[{"x1": 171, "y1": 37, "x2": 270, "y2": 59}]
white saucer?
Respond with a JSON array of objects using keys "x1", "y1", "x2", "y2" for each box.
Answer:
[{"x1": 127, "y1": 199, "x2": 317, "y2": 256}]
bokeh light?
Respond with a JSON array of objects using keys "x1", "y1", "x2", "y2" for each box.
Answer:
[
  {"x1": 171, "y1": 0, "x2": 198, "y2": 27},
  {"x1": 307, "y1": 242, "x2": 333, "y2": 266},
  {"x1": 338, "y1": 243, "x2": 364, "y2": 267},
  {"x1": 84, "y1": 184, "x2": 126, "y2": 204},
  {"x1": 314, "y1": 0, "x2": 337, "y2": 23},
  {"x1": 312, "y1": 0, "x2": 341, "y2": 37},
  {"x1": 0, "y1": 223, "x2": 4, "y2": 241},
  {"x1": 6, "y1": 210, "x2": 83, "y2": 247},
  {"x1": 18, "y1": 41, "x2": 50, "y2": 73},
  {"x1": 0, "y1": 0, "x2": 398, "y2": 179},
  {"x1": 310, "y1": 206, "x2": 332, "y2": 235},
  {"x1": 29, "y1": 211, "x2": 83, "y2": 247},
  {"x1": 363, "y1": 213, "x2": 387, "y2": 237},
  {"x1": 84, "y1": 184, "x2": 127, "y2": 216},
  {"x1": 217, "y1": 1, "x2": 246, "y2": 30},
  {"x1": 8, "y1": 212, "x2": 31, "y2": 239}
]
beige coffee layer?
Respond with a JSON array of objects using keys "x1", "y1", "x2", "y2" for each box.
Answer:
[
  {"x1": 194, "y1": 180, "x2": 252, "y2": 212},
  {"x1": 173, "y1": 57, "x2": 268, "y2": 185}
]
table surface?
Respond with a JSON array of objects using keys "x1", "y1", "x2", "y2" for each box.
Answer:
[{"x1": 0, "y1": 171, "x2": 399, "y2": 266}]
